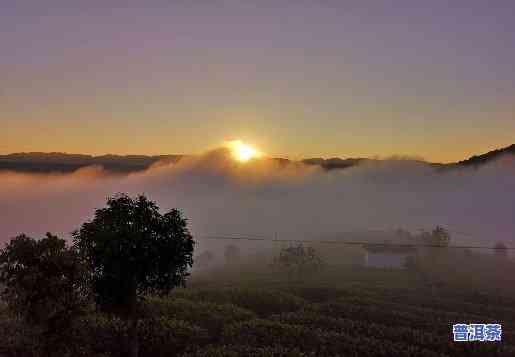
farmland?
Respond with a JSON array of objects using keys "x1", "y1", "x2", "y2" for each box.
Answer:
[{"x1": 2, "y1": 255, "x2": 513, "y2": 357}]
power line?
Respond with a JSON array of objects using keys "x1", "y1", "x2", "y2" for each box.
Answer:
[{"x1": 200, "y1": 236, "x2": 515, "y2": 250}]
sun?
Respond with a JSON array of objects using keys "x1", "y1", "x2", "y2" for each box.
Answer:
[{"x1": 226, "y1": 140, "x2": 261, "y2": 162}]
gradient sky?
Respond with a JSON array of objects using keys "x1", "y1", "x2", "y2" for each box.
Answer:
[{"x1": 2, "y1": 0, "x2": 515, "y2": 162}]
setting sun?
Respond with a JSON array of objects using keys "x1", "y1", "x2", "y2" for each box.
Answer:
[{"x1": 226, "y1": 140, "x2": 261, "y2": 162}]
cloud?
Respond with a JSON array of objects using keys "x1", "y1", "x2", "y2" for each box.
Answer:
[{"x1": 1, "y1": 148, "x2": 514, "y2": 249}]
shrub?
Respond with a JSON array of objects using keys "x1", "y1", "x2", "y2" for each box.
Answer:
[
  {"x1": 279, "y1": 286, "x2": 347, "y2": 303},
  {"x1": 74, "y1": 314, "x2": 128, "y2": 356},
  {"x1": 181, "y1": 345, "x2": 316, "y2": 357},
  {"x1": 222, "y1": 319, "x2": 313, "y2": 348},
  {"x1": 271, "y1": 244, "x2": 323, "y2": 281},
  {"x1": 222, "y1": 319, "x2": 444, "y2": 357},
  {"x1": 138, "y1": 317, "x2": 210, "y2": 357},
  {"x1": 75, "y1": 314, "x2": 209, "y2": 357},
  {"x1": 0, "y1": 233, "x2": 89, "y2": 356},
  {"x1": 140, "y1": 297, "x2": 255, "y2": 336},
  {"x1": 0, "y1": 315, "x2": 42, "y2": 357},
  {"x1": 172, "y1": 288, "x2": 306, "y2": 316},
  {"x1": 270, "y1": 311, "x2": 443, "y2": 352}
]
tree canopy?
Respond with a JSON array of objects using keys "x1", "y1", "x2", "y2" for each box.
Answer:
[
  {"x1": 0, "y1": 232, "x2": 88, "y2": 354},
  {"x1": 494, "y1": 242, "x2": 508, "y2": 258},
  {"x1": 72, "y1": 193, "x2": 195, "y2": 315},
  {"x1": 417, "y1": 226, "x2": 451, "y2": 247},
  {"x1": 273, "y1": 244, "x2": 323, "y2": 280},
  {"x1": 72, "y1": 193, "x2": 195, "y2": 357}
]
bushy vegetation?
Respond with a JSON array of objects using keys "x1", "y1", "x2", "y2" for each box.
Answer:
[
  {"x1": 171, "y1": 287, "x2": 307, "y2": 317},
  {"x1": 140, "y1": 297, "x2": 256, "y2": 336},
  {"x1": 2, "y1": 277, "x2": 515, "y2": 356},
  {"x1": 181, "y1": 345, "x2": 316, "y2": 357},
  {"x1": 272, "y1": 244, "x2": 323, "y2": 281},
  {"x1": 1, "y1": 195, "x2": 514, "y2": 357},
  {"x1": 0, "y1": 194, "x2": 195, "y2": 357},
  {"x1": 0, "y1": 233, "x2": 89, "y2": 355},
  {"x1": 221, "y1": 318, "x2": 444, "y2": 357}
]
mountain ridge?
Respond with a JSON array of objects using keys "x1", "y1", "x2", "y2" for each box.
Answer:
[{"x1": 1, "y1": 144, "x2": 513, "y2": 174}]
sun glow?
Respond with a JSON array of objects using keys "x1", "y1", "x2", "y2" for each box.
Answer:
[{"x1": 227, "y1": 140, "x2": 261, "y2": 162}]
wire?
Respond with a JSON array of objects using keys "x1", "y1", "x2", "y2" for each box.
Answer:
[{"x1": 199, "y1": 235, "x2": 515, "y2": 250}]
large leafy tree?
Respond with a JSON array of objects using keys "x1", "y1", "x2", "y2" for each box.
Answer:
[
  {"x1": 0, "y1": 233, "x2": 88, "y2": 355},
  {"x1": 72, "y1": 193, "x2": 195, "y2": 357}
]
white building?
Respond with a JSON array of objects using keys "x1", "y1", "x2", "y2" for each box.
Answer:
[{"x1": 363, "y1": 244, "x2": 417, "y2": 269}]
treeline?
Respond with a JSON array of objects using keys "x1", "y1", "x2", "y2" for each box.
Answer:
[{"x1": 0, "y1": 193, "x2": 194, "y2": 357}]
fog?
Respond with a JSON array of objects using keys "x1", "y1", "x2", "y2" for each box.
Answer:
[{"x1": 1, "y1": 148, "x2": 514, "y2": 249}]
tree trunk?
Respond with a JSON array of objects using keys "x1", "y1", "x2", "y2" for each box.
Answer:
[
  {"x1": 128, "y1": 316, "x2": 139, "y2": 357},
  {"x1": 126, "y1": 285, "x2": 139, "y2": 357}
]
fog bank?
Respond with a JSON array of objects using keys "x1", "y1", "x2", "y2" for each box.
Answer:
[{"x1": 1, "y1": 148, "x2": 514, "y2": 247}]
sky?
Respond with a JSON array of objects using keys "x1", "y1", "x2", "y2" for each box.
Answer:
[{"x1": 2, "y1": 0, "x2": 515, "y2": 162}]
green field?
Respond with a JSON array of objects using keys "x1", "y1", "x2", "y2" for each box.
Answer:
[{"x1": 3, "y1": 256, "x2": 513, "y2": 357}]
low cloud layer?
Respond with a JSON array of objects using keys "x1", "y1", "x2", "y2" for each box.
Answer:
[{"x1": 1, "y1": 148, "x2": 514, "y2": 248}]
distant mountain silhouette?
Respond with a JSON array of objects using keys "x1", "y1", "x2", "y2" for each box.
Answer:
[
  {"x1": 302, "y1": 157, "x2": 370, "y2": 170},
  {"x1": 1, "y1": 144, "x2": 513, "y2": 174},
  {"x1": 0, "y1": 152, "x2": 182, "y2": 173},
  {"x1": 455, "y1": 144, "x2": 515, "y2": 168}
]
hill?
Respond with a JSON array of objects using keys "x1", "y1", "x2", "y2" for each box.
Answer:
[
  {"x1": 456, "y1": 144, "x2": 515, "y2": 168},
  {"x1": 1, "y1": 144, "x2": 514, "y2": 174},
  {"x1": 0, "y1": 152, "x2": 182, "y2": 173}
]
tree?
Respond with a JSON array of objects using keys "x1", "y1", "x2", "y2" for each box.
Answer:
[
  {"x1": 414, "y1": 226, "x2": 451, "y2": 296},
  {"x1": 403, "y1": 255, "x2": 418, "y2": 270},
  {"x1": 494, "y1": 242, "x2": 508, "y2": 258},
  {"x1": 0, "y1": 233, "x2": 88, "y2": 355},
  {"x1": 197, "y1": 250, "x2": 215, "y2": 268},
  {"x1": 430, "y1": 226, "x2": 451, "y2": 247},
  {"x1": 416, "y1": 226, "x2": 451, "y2": 258},
  {"x1": 395, "y1": 228, "x2": 413, "y2": 241},
  {"x1": 273, "y1": 244, "x2": 323, "y2": 281},
  {"x1": 417, "y1": 226, "x2": 451, "y2": 247},
  {"x1": 72, "y1": 193, "x2": 195, "y2": 357},
  {"x1": 224, "y1": 244, "x2": 241, "y2": 264}
]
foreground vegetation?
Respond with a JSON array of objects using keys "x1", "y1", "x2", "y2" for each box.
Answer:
[
  {"x1": 1, "y1": 194, "x2": 513, "y2": 356},
  {"x1": 1, "y1": 262, "x2": 515, "y2": 357}
]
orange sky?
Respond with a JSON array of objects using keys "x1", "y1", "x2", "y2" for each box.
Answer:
[{"x1": 2, "y1": 1, "x2": 515, "y2": 163}]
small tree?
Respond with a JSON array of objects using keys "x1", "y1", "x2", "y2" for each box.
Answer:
[
  {"x1": 0, "y1": 233, "x2": 88, "y2": 355},
  {"x1": 197, "y1": 250, "x2": 215, "y2": 268},
  {"x1": 431, "y1": 226, "x2": 451, "y2": 247},
  {"x1": 414, "y1": 226, "x2": 451, "y2": 296},
  {"x1": 494, "y1": 242, "x2": 508, "y2": 259},
  {"x1": 403, "y1": 255, "x2": 418, "y2": 271},
  {"x1": 273, "y1": 244, "x2": 323, "y2": 281},
  {"x1": 395, "y1": 228, "x2": 413, "y2": 240},
  {"x1": 72, "y1": 193, "x2": 195, "y2": 357},
  {"x1": 418, "y1": 226, "x2": 450, "y2": 246},
  {"x1": 224, "y1": 244, "x2": 241, "y2": 264},
  {"x1": 416, "y1": 226, "x2": 450, "y2": 258}
]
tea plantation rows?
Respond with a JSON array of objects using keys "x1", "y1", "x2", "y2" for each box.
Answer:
[{"x1": 2, "y1": 282, "x2": 513, "y2": 357}]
